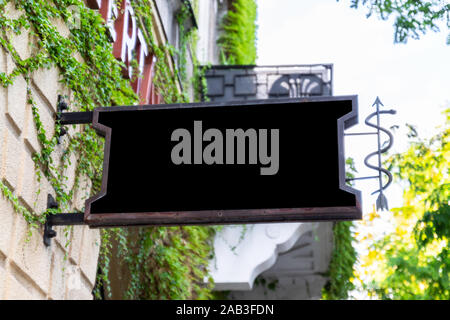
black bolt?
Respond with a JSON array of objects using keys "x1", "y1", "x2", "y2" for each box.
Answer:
[
  {"x1": 57, "y1": 95, "x2": 69, "y2": 112},
  {"x1": 47, "y1": 229, "x2": 57, "y2": 238}
]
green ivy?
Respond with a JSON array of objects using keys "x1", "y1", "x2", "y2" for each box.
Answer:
[
  {"x1": 321, "y1": 221, "x2": 357, "y2": 299},
  {"x1": 217, "y1": 0, "x2": 257, "y2": 65},
  {"x1": 321, "y1": 158, "x2": 358, "y2": 300}
]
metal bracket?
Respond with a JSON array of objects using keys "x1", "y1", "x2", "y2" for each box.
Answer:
[
  {"x1": 55, "y1": 95, "x2": 93, "y2": 143},
  {"x1": 58, "y1": 111, "x2": 93, "y2": 125},
  {"x1": 43, "y1": 194, "x2": 85, "y2": 247},
  {"x1": 56, "y1": 95, "x2": 68, "y2": 144},
  {"x1": 344, "y1": 97, "x2": 396, "y2": 211}
]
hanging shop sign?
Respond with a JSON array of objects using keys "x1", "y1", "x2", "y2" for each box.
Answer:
[{"x1": 69, "y1": 95, "x2": 362, "y2": 227}]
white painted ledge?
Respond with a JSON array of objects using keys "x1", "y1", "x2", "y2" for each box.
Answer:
[{"x1": 209, "y1": 222, "x2": 315, "y2": 291}]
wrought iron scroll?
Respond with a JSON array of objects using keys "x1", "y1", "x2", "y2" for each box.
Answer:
[{"x1": 345, "y1": 97, "x2": 396, "y2": 211}]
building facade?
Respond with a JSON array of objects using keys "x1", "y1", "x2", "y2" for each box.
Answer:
[
  {"x1": 0, "y1": 0, "x2": 203, "y2": 300},
  {"x1": 1, "y1": 0, "x2": 338, "y2": 300}
]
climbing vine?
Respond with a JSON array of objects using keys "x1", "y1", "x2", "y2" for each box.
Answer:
[
  {"x1": 321, "y1": 221, "x2": 357, "y2": 299},
  {"x1": 0, "y1": 0, "x2": 216, "y2": 300},
  {"x1": 321, "y1": 158, "x2": 358, "y2": 300},
  {"x1": 217, "y1": 0, "x2": 257, "y2": 65}
]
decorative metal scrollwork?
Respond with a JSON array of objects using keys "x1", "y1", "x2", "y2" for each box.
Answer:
[{"x1": 345, "y1": 97, "x2": 396, "y2": 211}]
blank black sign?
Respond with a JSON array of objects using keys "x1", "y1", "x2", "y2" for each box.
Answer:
[{"x1": 84, "y1": 96, "x2": 361, "y2": 227}]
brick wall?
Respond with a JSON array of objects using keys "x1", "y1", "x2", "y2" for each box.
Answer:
[{"x1": 0, "y1": 3, "x2": 99, "y2": 300}]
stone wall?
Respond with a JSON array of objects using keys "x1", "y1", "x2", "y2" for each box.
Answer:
[{"x1": 0, "y1": 3, "x2": 99, "y2": 300}]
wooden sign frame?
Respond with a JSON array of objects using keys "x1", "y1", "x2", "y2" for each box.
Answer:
[{"x1": 83, "y1": 96, "x2": 362, "y2": 228}]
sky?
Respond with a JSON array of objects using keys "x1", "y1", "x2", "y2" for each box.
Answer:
[{"x1": 256, "y1": 0, "x2": 450, "y2": 213}]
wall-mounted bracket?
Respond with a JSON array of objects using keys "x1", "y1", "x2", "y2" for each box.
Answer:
[
  {"x1": 43, "y1": 194, "x2": 85, "y2": 246},
  {"x1": 55, "y1": 95, "x2": 93, "y2": 143},
  {"x1": 57, "y1": 111, "x2": 93, "y2": 125},
  {"x1": 344, "y1": 97, "x2": 396, "y2": 211},
  {"x1": 56, "y1": 95, "x2": 68, "y2": 144}
]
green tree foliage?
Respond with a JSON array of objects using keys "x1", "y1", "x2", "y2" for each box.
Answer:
[
  {"x1": 360, "y1": 109, "x2": 449, "y2": 299},
  {"x1": 217, "y1": 0, "x2": 257, "y2": 64},
  {"x1": 340, "y1": 0, "x2": 450, "y2": 44}
]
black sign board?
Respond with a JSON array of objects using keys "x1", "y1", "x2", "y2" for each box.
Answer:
[{"x1": 84, "y1": 96, "x2": 361, "y2": 227}]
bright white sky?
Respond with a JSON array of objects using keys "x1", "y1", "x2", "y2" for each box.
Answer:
[{"x1": 256, "y1": 0, "x2": 450, "y2": 213}]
